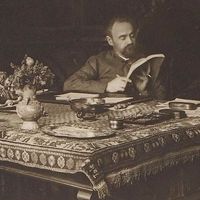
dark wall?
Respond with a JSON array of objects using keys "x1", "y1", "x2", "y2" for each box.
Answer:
[
  {"x1": 138, "y1": 0, "x2": 200, "y2": 98},
  {"x1": 0, "y1": 0, "x2": 199, "y2": 97}
]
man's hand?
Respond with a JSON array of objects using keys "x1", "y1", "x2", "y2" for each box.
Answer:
[
  {"x1": 135, "y1": 75, "x2": 149, "y2": 92},
  {"x1": 106, "y1": 75, "x2": 131, "y2": 93},
  {"x1": 134, "y1": 68, "x2": 151, "y2": 92}
]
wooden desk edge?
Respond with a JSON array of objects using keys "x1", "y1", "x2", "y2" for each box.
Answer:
[{"x1": 0, "y1": 162, "x2": 96, "y2": 200}]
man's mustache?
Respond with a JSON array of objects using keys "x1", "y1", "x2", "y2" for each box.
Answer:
[{"x1": 122, "y1": 43, "x2": 136, "y2": 58}]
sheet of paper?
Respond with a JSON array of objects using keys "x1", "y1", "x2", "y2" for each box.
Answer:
[
  {"x1": 55, "y1": 93, "x2": 134, "y2": 104},
  {"x1": 184, "y1": 109, "x2": 200, "y2": 117},
  {"x1": 103, "y1": 97, "x2": 133, "y2": 104},
  {"x1": 156, "y1": 98, "x2": 200, "y2": 108},
  {"x1": 55, "y1": 92, "x2": 100, "y2": 100},
  {"x1": 173, "y1": 98, "x2": 200, "y2": 104}
]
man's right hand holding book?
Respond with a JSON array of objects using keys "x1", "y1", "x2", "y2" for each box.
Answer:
[
  {"x1": 106, "y1": 74, "x2": 132, "y2": 93},
  {"x1": 106, "y1": 69, "x2": 150, "y2": 94}
]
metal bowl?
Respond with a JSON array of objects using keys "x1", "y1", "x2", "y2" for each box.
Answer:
[{"x1": 69, "y1": 98, "x2": 106, "y2": 118}]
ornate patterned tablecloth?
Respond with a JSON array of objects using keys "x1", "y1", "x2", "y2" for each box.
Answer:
[{"x1": 0, "y1": 103, "x2": 200, "y2": 198}]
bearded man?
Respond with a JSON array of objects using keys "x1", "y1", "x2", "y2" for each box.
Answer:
[{"x1": 63, "y1": 16, "x2": 166, "y2": 99}]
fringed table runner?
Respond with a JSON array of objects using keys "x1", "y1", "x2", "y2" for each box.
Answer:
[{"x1": 0, "y1": 104, "x2": 200, "y2": 199}]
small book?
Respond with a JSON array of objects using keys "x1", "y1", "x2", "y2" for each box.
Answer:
[{"x1": 126, "y1": 54, "x2": 165, "y2": 79}]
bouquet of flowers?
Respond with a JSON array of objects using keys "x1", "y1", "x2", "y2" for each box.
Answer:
[
  {"x1": 0, "y1": 55, "x2": 55, "y2": 103},
  {"x1": 6, "y1": 55, "x2": 54, "y2": 91}
]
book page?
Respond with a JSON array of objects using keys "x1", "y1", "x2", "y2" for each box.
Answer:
[{"x1": 126, "y1": 54, "x2": 165, "y2": 79}]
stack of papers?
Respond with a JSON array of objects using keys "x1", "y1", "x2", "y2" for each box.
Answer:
[
  {"x1": 55, "y1": 92, "x2": 134, "y2": 104},
  {"x1": 55, "y1": 92, "x2": 100, "y2": 100},
  {"x1": 103, "y1": 97, "x2": 133, "y2": 104}
]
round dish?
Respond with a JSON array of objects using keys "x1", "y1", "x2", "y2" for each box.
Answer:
[{"x1": 43, "y1": 125, "x2": 114, "y2": 139}]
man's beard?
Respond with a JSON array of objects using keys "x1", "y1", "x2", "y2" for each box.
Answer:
[{"x1": 122, "y1": 44, "x2": 136, "y2": 58}]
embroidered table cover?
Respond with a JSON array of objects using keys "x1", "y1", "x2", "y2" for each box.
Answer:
[{"x1": 0, "y1": 104, "x2": 200, "y2": 198}]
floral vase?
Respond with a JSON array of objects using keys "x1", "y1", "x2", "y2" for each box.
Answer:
[{"x1": 16, "y1": 86, "x2": 44, "y2": 130}]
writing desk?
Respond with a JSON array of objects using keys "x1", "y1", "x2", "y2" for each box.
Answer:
[{"x1": 0, "y1": 102, "x2": 200, "y2": 200}]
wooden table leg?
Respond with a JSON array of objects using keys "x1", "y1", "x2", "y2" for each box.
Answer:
[{"x1": 77, "y1": 189, "x2": 94, "y2": 200}]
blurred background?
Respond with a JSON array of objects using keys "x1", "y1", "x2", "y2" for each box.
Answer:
[{"x1": 0, "y1": 0, "x2": 199, "y2": 98}]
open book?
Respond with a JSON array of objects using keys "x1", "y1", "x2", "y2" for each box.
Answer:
[{"x1": 126, "y1": 54, "x2": 165, "y2": 79}]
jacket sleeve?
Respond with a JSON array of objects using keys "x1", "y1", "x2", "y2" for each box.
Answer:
[
  {"x1": 149, "y1": 56, "x2": 168, "y2": 100},
  {"x1": 151, "y1": 78, "x2": 167, "y2": 100},
  {"x1": 63, "y1": 56, "x2": 108, "y2": 93}
]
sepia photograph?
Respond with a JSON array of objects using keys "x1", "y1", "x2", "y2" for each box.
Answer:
[{"x1": 0, "y1": 0, "x2": 200, "y2": 200}]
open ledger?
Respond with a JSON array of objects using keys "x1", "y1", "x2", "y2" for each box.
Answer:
[{"x1": 126, "y1": 53, "x2": 165, "y2": 79}]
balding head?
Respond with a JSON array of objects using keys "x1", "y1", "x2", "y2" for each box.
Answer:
[{"x1": 106, "y1": 16, "x2": 138, "y2": 58}]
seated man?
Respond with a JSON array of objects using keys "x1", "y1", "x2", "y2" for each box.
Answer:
[{"x1": 63, "y1": 16, "x2": 166, "y2": 99}]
